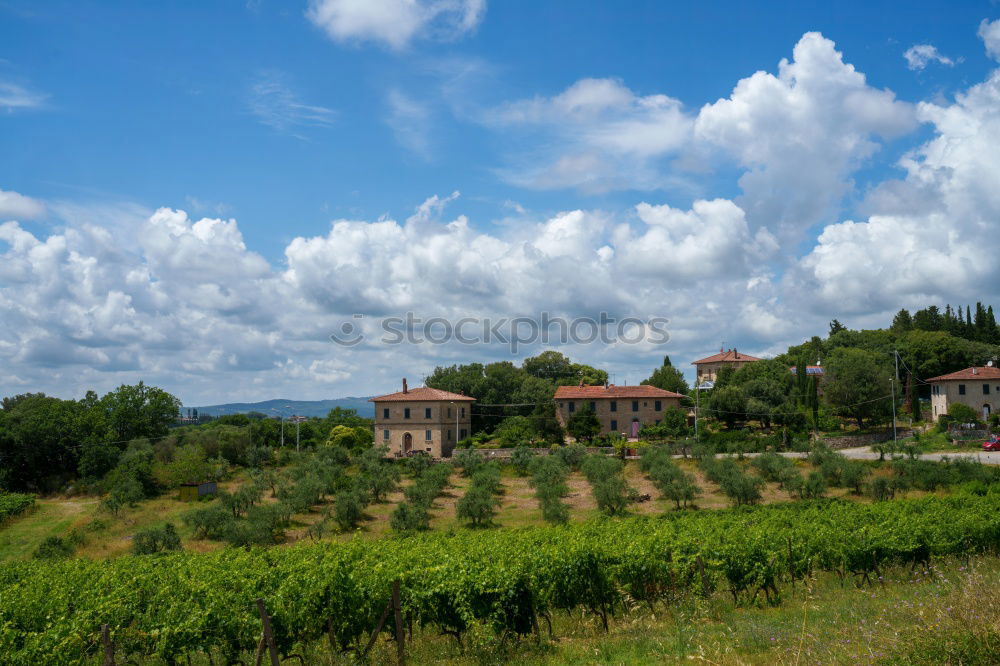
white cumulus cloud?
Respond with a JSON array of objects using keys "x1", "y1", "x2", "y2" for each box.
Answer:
[
  {"x1": 306, "y1": 0, "x2": 485, "y2": 50},
  {"x1": 797, "y1": 64, "x2": 1000, "y2": 313},
  {"x1": 0, "y1": 188, "x2": 45, "y2": 220},
  {"x1": 981, "y1": 18, "x2": 1000, "y2": 62},
  {"x1": 903, "y1": 44, "x2": 955, "y2": 70},
  {"x1": 695, "y1": 32, "x2": 917, "y2": 241},
  {"x1": 488, "y1": 78, "x2": 693, "y2": 191}
]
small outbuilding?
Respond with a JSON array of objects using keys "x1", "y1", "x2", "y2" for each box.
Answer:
[{"x1": 179, "y1": 481, "x2": 218, "y2": 502}]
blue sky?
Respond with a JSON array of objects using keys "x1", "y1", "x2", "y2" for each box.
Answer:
[{"x1": 3, "y1": 1, "x2": 1000, "y2": 404}]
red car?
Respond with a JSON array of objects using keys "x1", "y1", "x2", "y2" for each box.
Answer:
[{"x1": 983, "y1": 436, "x2": 1000, "y2": 451}]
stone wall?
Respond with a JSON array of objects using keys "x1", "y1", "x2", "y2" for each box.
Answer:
[
  {"x1": 463, "y1": 447, "x2": 616, "y2": 460},
  {"x1": 817, "y1": 429, "x2": 913, "y2": 450}
]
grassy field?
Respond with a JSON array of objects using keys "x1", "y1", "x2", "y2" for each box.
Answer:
[{"x1": 0, "y1": 457, "x2": 925, "y2": 563}]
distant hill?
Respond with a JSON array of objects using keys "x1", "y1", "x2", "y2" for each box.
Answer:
[{"x1": 188, "y1": 397, "x2": 374, "y2": 419}]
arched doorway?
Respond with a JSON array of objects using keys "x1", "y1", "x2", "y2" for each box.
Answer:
[
  {"x1": 984, "y1": 404, "x2": 992, "y2": 421},
  {"x1": 403, "y1": 432, "x2": 412, "y2": 454},
  {"x1": 631, "y1": 419, "x2": 640, "y2": 439}
]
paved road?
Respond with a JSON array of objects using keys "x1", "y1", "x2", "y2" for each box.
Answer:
[
  {"x1": 688, "y1": 446, "x2": 1000, "y2": 465},
  {"x1": 826, "y1": 445, "x2": 1000, "y2": 465}
]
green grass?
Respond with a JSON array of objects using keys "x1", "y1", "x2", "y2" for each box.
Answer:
[{"x1": 0, "y1": 499, "x2": 90, "y2": 560}]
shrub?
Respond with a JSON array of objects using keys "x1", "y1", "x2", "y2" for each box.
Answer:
[
  {"x1": 393, "y1": 463, "x2": 452, "y2": 532},
  {"x1": 361, "y1": 462, "x2": 399, "y2": 503},
  {"x1": 528, "y1": 456, "x2": 570, "y2": 525},
  {"x1": 102, "y1": 477, "x2": 145, "y2": 516},
  {"x1": 33, "y1": 536, "x2": 73, "y2": 560},
  {"x1": 456, "y1": 485, "x2": 500, "y2": 527},
  {"x1": 453, "y1": 449, "x2": 484, "y2": 477},
  {"x1": 840, "y1": 461, "x2": 871, "y2": 494},
  {"x1": 780, "y1": 467, "x2": 804, "y2": 497},
  {"x1": 750, "y1": 451, "x2": 793, "y2": 482},
  {"x1": 802, "y1": 471, "x2": 827, "y2": 499},
  {"x1": 556, "y1": 444, "x2": 587, "y2": 470},
  {"x1": 390, "y1": 502, "x2": 430, "y2": 532},
  {"x1": 404, "y1": 454, "x2": 434, "y2": 478},
  {"x1": 511, "y1": 447, "x2": 536, "y2": 476},
  {"x1": 659, "y1": 472, "x2": 699, "y2": 510},
  {"x1": 947, "y1": 402, "x2": 980, "y2": 425},
  {"x1": 333, "y1": 487, "x2": 367, "y2": 531},
  {"x1": 131, "y1": 523, "x2": 182, "y2": 555},
  {"x1": 701, "y1": 458, "x2": 763, "y2": 506},
  {"x1": 723, "y1": 471, "x2": 764, "y2": 506},
  {"x1": 183, "y1": 505, "x2": 232, "y2": 539},
  {"x1": 869, "y1": 476, "x2": 895, "y2": 501},
  {"x1": 470, "y1": 462, "x2": 502, "y2": 496}
]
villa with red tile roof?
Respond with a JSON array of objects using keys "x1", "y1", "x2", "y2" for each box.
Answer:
[
  {"x1": 370, "y1": 379, "x2": 474, "y2": 458},
  {"x1": 692, "y1": 348, "x2": 761, "y2": 384},
  {"x1": 554, "y1": 384, "x2": 685, "y2": 439},
  {"x1": 927, "y1": 366, "x2": 1000, "y2": 422}
]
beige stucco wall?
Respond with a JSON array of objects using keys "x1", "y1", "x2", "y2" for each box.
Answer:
[
  {"x1": 695, "y1": 360, "x2": 756, "y2": 384},
  {"x1": 930, "y1": 379, "x2": 1000, "y2": 421},
  {"x1": 556, "y1": 396, "x2": 683, "y2": 438},
  {"x1": 373, "y1": 400, "x2": 472, "y2": 458}
]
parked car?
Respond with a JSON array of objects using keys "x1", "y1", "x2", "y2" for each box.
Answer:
[{"x1": 983, "y1": 435, "x2": 1000, "y2": 451}]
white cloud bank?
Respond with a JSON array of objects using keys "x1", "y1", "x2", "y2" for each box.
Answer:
[
  {"x1": 6, "y1": 26, "x2": 1000, "y2": 403},
  {"x1": 490, "y1": 33, "x2": 916, "y2": 244}
]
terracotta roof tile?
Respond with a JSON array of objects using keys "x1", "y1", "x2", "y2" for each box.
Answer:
[
  {"x1": 554, "y1": 384, "x2": 685, "y2": 399},
  {"x1": 692, "y1": 348, "x2": 762, "y2": 365},
  {"x1": 370, "y1": 387, "x2": 476, "y2": 402},
  {"x1": 926, "y1": 366, "x2": 1000, "y2": 382}
]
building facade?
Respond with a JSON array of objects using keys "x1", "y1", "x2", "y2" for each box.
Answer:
[
  {"x1": 554, "y1": 384, "x2": 685, "y2": 439},
  {"x1": 692, "y1": 348, "x2": 761, "y2": 384},
  {"x1": 370, "y1": 379, "x2": 474, "y2": 458},
  {"x1": 927, "y1": 366, "x2": 1000, "y2": 422}
]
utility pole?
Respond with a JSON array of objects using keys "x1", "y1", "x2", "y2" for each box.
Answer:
[
  {"x1": 890, "y1": 349, "x2": 899, "y2": 445},
  {"x1": 694, "y1": 383, "x2": 700, "y2": 439},
  {"x1": 296, "y1": 417, "x2": 301, "y2": 453},
  {"x1": 280, "y1": 416, "x2": 284, "y2": 448},
  {"x1": 893, "y1": 349, "x2": 900, "y2": 445}
]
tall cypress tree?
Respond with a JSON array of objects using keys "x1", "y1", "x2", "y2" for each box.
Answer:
[
  {"x1": 908, "y1": 373, "x2": 921, "y2": 422},
  {"x1": 795, "y1": 358, "x2": 808, "y2": 406},
  {"x1": 808, "y1": 375, "x2": 820, "y2": 430}
]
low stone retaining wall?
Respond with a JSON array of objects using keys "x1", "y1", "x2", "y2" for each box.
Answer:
[
  {"x1": 817, "y1": 429, "x2": 913, "y2": 450},
  {"x1": 468, "y1": 447, "x2": 616, "y2": 460}
]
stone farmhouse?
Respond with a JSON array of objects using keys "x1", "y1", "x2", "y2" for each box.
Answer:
[
  {"x1": 554, "y1": 384, "x2": 685, "y2": 439},
  {"x1": 370, "y1": 379, "x2": 474, "y2": 458},
  {"x1": 927, "y1": 365, "x2": 1000, "y2": 422},
  {"x1": 692, "y1": 348, "x2": 761, "y2": 385}
]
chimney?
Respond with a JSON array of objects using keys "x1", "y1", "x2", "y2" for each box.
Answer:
[
  {"x1": 402, "y1": 378, "x2": 408, "y2": 393},
  {"x1": 973, "y1": 367, "x2": 978, "y2": 375},
  {"x1": 734, "y1": 348, "x2": 739, "y2": 359}
]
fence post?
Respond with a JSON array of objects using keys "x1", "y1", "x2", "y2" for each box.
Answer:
[
  {"x1": 255, "y1": 598, "x2": 280, "y2": 666},
  {"x1": 101, "y1": 624, "x2": 115, "y2": 666},
  {"x1": 696, "y1": 555, "x2": 709, "y2": 597},
  {"x1": 392, "y1": 580, "x2": 406, "y2": 665}
]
